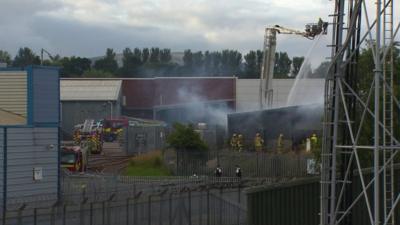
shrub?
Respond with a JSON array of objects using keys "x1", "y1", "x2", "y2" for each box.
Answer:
[{"x1": 166, "y1": 123, "x2": 208, "y2": 152}]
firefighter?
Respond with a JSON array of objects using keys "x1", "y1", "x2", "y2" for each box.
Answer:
[
  {"x1": 311, "y1": 133, "x2": 318, "y2": 149},
  {"x1": 215, "y1": 165, "x2": 222, "y2": 177},
  {"x1": 73, "y1": 130, "x2": 81, "y2": 145},
  {"x1": 237, "y1": 134, "x2": 244, "y2": 152},
  {"x1": 230, "y1": 133, "x2": 238, "y2": 151},
  {"x1": 277, "y1": 133, "x2": 284, "y2": 153},
  {"x1": 103, "y1": 127, "x2": 112, "y2": 142},
  {"x1": 254, "y1": 133, "x2": 264, "y2": 152}
]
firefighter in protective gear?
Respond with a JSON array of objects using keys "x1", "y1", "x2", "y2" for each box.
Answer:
[
  {"x1": 237, "y1": 134, "x2": 244, "y2": 152},
  {"x1": 277, "y1": 133, "x2": 284, "y2": 153},
  {"x1": 310, "y1": 133, "x2": 318, "y2": 149},
  {"x1": 73, "y1": 130, "x2": 81, "y2": 145},
  {"x1": 254, "y1": 133, "x2": 264, "y2": 152},
  {"x1": 230, "y1": 133, "x2": 238, "y2": 151}
]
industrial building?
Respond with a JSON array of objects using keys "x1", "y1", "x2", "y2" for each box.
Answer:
[
  {"x1": 122, "y1": 77, "x2": 236, "y2": 123},
  {"x1": 0, "y1": 66, "x2": 60, "y2": 208},
  {"x1": 60, "y1": 79, "x2": 122, "y2": 138},
  {"x1": 60, "y1": 77, "x2": 324, "y2": 142},
  {"x1": 228, "y1": 104, "x2": 323, "y2": 150},
  {"x1": 236, "y1": 78, "x2": 324, "y2": 111}
]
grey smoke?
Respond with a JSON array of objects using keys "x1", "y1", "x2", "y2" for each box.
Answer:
[{"x1": 176, "y1": 87, "x2": 233, "y2": 128}]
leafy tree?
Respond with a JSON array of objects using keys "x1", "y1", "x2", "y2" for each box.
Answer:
[
  {"x1": 220, "y1": 50, "x2": 242, "y2": 76},
  {"x1": 204, "y1": 51, "x2": 212, "y2": 73},
  {"x1": 41, "y1": 54, "x2": 62, "y2": 67},
  {"x1": 311, "y1": 61, "x2": 330, "y2": 78},
  {"x1": 149, "y1": 47, "x2": 160, "y2": 63},
  {"x1": 160, "y1": 49, "x2": 172, "y2": 63},
  {"x1": 166, "y1": 123, "x2": 208, "y2": 151},
  {"x1": 192, "y1": 51, "x2": 203, "y2": 68},
  {"x1": 94, "y1": 48, "x2": 118, "y2": 74},
  {"x1": 13, "y1": 47, "x2": 40, "y2": 67},
  {"x1": 291, "y1": 56, "x2": 305, "y2": 77},
  {"x1": 60, "y1": 57, "x2": 91, "y2": 77},
  {"x1": 82, "y1": 69, "x2": 114, "y2": 78},
  {"x1": 0, "y1": 50, "x2": 11, "y2": 66},
  {"x1": 211, "y1": 51, "x2": 222, "y2": 75},
  {"x1": 183, "y1": 49, "x2": 193, "y2": 68},
  {"x1": 142, "y1": 48, "x2": 150, "y2": 64},
  {"x1": 244, "y1": 50, "x2": 258, "y2": 78},
  {"x1": 274, "y1": 52, "x2": 292, "y2": 78},
  {"x1": 119, "y1": 47, "x2": 142, "y2": 77}
]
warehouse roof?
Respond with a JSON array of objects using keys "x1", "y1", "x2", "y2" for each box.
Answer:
[
  {"x1": 0, "y1": 108, "x2": 26, "y2": 125},
  {"x1": 61, "y1": 79, "x2": 122, "y2": 101}
]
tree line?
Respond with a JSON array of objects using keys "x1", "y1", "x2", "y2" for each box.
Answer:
[{"x1": 0, "y1": 47, "x2": 335, "y2": 78}]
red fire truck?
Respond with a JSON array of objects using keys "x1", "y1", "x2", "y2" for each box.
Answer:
[{"x1": 61, "y1": 144, "x2": 88, "y2": 172}]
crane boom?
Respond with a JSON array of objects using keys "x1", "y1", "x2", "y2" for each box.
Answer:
[
  {"x1": 41, "y1": 48, "x2": 55, "y2": 65},
  {"x1": 259, "y1": 20, "x2": 328, "y2": 109}
]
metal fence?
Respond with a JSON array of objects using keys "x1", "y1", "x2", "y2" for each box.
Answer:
[
  {"x1": 3, "y1": 184, "x2": 246, "y2": 225},
  {"x1": 164, "y1": 150, "x2": 313, "y2": 178}
]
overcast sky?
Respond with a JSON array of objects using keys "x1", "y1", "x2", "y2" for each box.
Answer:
[{"x1": 1, "y1": 0, "x2": 389, "y2": 62}]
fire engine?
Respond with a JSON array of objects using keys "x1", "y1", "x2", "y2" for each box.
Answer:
[
  {"x1": 73, "y1": 119, "x2": 103, "y2": 154},
  {"x1": 102, "y1": 117, "x2": 128, "y2": 142},
  {"x1": 61, "y1": 143, "x2": 88, "y2": 172}
]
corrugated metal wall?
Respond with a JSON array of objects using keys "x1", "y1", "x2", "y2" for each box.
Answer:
[
  {"x1": 61, "y1": 101, "x2": 121, "y2": 138},
  {"x1": 32, "y1": 68, "x2": 59, "y2": 124},
  {"x1": 0, "y1": 66, "x2": 60, "y2": 209},
  {"x1": 0, "y1": 129, "x2": 3, "y2": 206},
  {"x1": 4, "y1": 127, "x2": 58, "y2": 204},
  {"x1": 0, "y1": 71, "x2": 27, "y2": 125},
  {"x1": 246, "y1": 166, "x2": 400, "y2": 225}
]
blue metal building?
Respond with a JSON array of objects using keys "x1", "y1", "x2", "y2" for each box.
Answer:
[{"x1": 0, "y1": 66, "x2": 60, "y2": 212}]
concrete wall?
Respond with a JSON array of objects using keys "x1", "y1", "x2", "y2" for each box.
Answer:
[{"x1": 61, "y1": 100, "x2": 121, "y2": 138}]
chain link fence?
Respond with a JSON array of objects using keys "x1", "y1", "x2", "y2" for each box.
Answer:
[
  {"x1": 164, "y1": 150, "x2": 313, "y2": 178},
  {"x1": 3, "y1": 181, "x2": 246, "y2": 225}
]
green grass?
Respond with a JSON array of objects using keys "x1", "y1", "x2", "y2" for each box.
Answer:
[{"x1": 123, "y1": 151, "x2": 171, "y2": 176}]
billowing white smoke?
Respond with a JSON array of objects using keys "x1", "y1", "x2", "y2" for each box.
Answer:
[{"x1": 176, "y1": 87, "x2": 233, "y2": 128}]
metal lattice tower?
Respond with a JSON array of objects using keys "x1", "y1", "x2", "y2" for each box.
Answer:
[{"x1": 321, "y1": 0, "x2": 400, "y2": 225}]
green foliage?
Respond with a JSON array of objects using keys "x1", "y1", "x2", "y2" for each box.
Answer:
[
  {"x1": 149, "y1": 47, "x2": 160, "y2": 63},
  {"x1": 60, "y1": 56, "x2": 91, "y2": 77},
  {"x1": 82, "y1": 69, "x2": 114, "y2": 78},
  {"x1": 166, "y1": 123, "x2": 208, "y2": 151},
  {"x1": 243, "y1": 50, "x2": 258, "y2": 78},
  {"x1": 13, "y1": 47, "x2": 40, "y2": 67},
  {"x1": 124, "y1": 151, "x2": 171, "y2": 176},
  {"x1": 118, "y1": 47, "x2": 142, "y2": 77},
  {"x1": 274, "y1": 52, "x2": 292, "y2": 78},
  {"x1": 291, "y1": 56, "x2": 305, "y2": 76},
  {"x1": 0, "y1": 50, "x2": 12, "y2": 66},
  {"x1": 94, "y1": 48, "x2": 118, "y2": 74}
]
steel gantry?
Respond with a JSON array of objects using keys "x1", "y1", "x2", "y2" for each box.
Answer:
[{"x1": 321, "y1": 0, "x2": 400, "y2": 225}]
